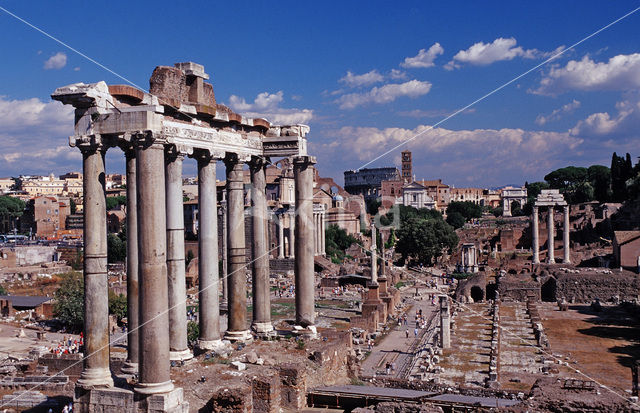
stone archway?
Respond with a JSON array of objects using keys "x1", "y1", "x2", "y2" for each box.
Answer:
[{"x1": 470, "y1": 286, "x2": 485, "y2": 302}]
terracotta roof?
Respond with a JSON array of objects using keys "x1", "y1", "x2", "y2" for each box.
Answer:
[{"x1": 614, "y1": 231, "x2": 640, "y2": 245}]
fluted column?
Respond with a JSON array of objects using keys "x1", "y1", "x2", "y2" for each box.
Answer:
[
  {"x1": 278, "y1": 213, "x2": 285, "y2": 258},
  {"x1": 547, "y1": 206, "x2": 555, "y2": 264},
  {"x1": 250, "y1": 157, "x2": 273, "y2": 334},
  {"x1": 321, "y1": 211, "x2": 326, "y2": 256},
  {"x1": 77, "y1": 138, "x2": 113, "y2": 388},
  {"x1": 563, "y1": 205, "x2": 571, "y2": 264},
  {"x1": 532, "y1": 206, "x2": 540, "y2": 264},
  {"x1": 165, "y1": 149, "x2": 192, "y2": 361},
  {"x1": 225, "y1": 154, "x2": 251, "y2": 342},
  {"x1": 294, "y1": 156, "x2": 316, "y2": 329},
  {"x1": 135, "y1": 137, "x2": 172, "y2": 395},
  {"x1": 196, "y1": 152, "x2": 223, "y2": 351},
  {"x1": 122, "y1": 148, "x2": 138, "y2": 374}
]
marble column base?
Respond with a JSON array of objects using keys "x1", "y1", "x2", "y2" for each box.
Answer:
[
  {"x1": 134, "y1": 379, "x2": 174, "y2": 395},
  {"x1": 251, "y1": 322, "x2": 274, "y2": 335},
  {"x1": 120, "y1": 361, "x2": 138, "y2": 375},
  {"x1": 77, "y1": 367, "x2": 114, "y2": 389},
  {"x1": 224, "y1": 329, "x2": 253, "y2": 343},
  {"x1": 293, "y1": 325, "x2": 318, "y2": 339},
  {"x1": 196, "y1": 339, "x2": 230, "y2": 353},
  {"x1": 169, "y1": 348, "x2": 194, "y2": 362}
]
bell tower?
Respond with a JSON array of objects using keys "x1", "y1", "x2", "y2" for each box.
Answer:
[{"x1": 401, "y1": 150, "x2": 412, "y2": 182}]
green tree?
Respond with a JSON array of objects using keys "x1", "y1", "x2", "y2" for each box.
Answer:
[
  {"x1": 325, "y1": 224, "x2": 358, "y2": 262},
  {"x1": 69, "y1": 198, "x2": 77, "y2": 214},
  {"x1": 445, "y1": 211, "x2": 465, "y2": 229},
  {"x1": 446, "y1": 201, "x2": 482, "y2": 221},
  {"x1": 53, "y1": 272, "x2": 84, "y2": 331},
  {"x1": 395, "y1": 217, "x2": 458, "y2": 266},
  {"x1": 108, "y1": 289, "x2": 127, "y2": 322},
  {"x1": 0, "y1": 196, "x2": 25, "y2": 231},
  {"x1": 107, "y1": 233, "x2": 126, "y2": 263},
  {"x1": 587, "y1": 165, "x2": 611, "y2": 202},
  {"x1": 0, "y1": 285, "x2": 7, "y2": 295},
  {"x1": 106, "y1": 195, "x2": 127, "y2": 211}
]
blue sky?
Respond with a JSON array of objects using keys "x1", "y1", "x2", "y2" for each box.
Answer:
[{"x1": 1, "y1": 1, "x2": 639, "y2": 187}]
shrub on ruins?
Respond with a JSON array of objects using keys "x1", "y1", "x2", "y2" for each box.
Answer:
[
  {"x1": 53, "y1": 272, "x2": 84, "y2": 332},
  {"x1": 395, "y1": 217, "x2": 458, "y2": 266},
  {"x1": 105, "y1": 195, "x2": 126, "y2": 211},
  {"x1": 187, "y1": 321, "x2": 199, "y2": 346},
  {"x1": 0, "y1": 285, "x2": 7, "y2": 295},
  {"x1": 446, "y1": 201, "x2": 482, "y2": 224}
]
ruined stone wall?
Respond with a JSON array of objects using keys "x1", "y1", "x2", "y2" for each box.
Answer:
[{"x1": 555, "y1": 271, "x2": 640, "y2": 302}]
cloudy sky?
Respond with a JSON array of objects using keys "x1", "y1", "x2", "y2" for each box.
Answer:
[{"x1": 1, "y1": 1, "x2": 639, "y2": 187}]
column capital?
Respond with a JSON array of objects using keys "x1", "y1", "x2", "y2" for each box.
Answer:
[
  {"x1": 192, "y1": 148, "x2": 224, "y2": 163},
  {"x1": 249, "y1": 155, "x2": 269, "y2": 170},
  {"x1": 165, "y1": 144, "x2": 192, "y2": 162},
  {"x1": 73, "y1": 134, "x2": 115, "y2": 153},
  {"x1": 132, "y1": 130, "x2": 167, "y2": 150},
  {"x1": 293, "y1": 155, "x2": 316, "y2": 166}
]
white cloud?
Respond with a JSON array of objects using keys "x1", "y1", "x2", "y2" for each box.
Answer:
[
  {"x1": 390, "y1": 69, "x2": 408, "y2": 80},
  {"x1": 0, "y1": 96, "x2": 76, "y2": 175},
  {"x1": 398, "y1": 108, "x2": 476, "y2": 118},
  {"x1": 227, "y1": 91, "x2": 313, "y2": 124},
  {"x1": 335, "y1": 80, "x2": 432, "y2": 109},
  {"x1": 318, "y1": 124, "x2": 583, "y2": 186},
  {"x1": 533, "y1": 53, "x2": 640, "y2": 95},
  {"x1": 43, "y1": 52, "x2": 67, "y2": 70},
  {"x1": 535, "y1": 99, "x2": 581, "y2": 125},
  {"x1": 445, "y1": 37, "x2": 542, "y2": 69},
  {"x1": 570, "y1": 96, "x2": 640, "y2": 139},
  {"x1": 401, "y1": 43, "x2": 444, "y2": 68},
  {"x1": 339, "y1": 70, "x2": 384, "y2": 87}
]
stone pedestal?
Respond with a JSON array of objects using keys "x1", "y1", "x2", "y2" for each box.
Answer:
[
  {"x1": 135, "y1": 140, "x2": 173, "y2": 395},
  {"x1": 225, "y1": 155, "x2": 251, "y2": 341},
  {"x1": 196, "y1": 153, "x2": 221, "y2": 351},
  {"x1": 74, "y1": 386, "x2": 189, "y2": 413},
  {"x1": 293, "y1": 156, "x2": 316, "y2": 328},
  {"x1": 77, "y1": 143, "x2": 113, "y2": 388}
]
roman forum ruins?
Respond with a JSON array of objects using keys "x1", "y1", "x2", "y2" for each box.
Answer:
[{"x1": 52, "y1": 62, "x2": 317, "y2": 410}]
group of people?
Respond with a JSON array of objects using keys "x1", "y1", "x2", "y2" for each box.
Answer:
[{"x1": 49, "y1": 334, "x2": 83, "y2": 356}]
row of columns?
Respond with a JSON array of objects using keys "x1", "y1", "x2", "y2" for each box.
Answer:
[
  {"x1": 532, "y1": 205, "x2": 570, "y2": 265},
  {"x1": 78, "y1": 134, "x2": 317, "y2": 394}
]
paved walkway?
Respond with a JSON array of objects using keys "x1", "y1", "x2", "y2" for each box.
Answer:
[{"x1": 360, "y1": 285, "x2": 441, "y2": 379}]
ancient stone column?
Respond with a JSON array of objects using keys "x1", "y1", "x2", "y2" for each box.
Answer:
[
  {"x1": 532, "y1": 206, "x2": 540, "y2": 265},
  {"x1": 135, "y1": 137, "x2": 173, "y2": 395},
  {"x1": 439, "y1": 295, "x2": 451, "y2": 349},
  {"x1": 294, "y1": 156, "x2": 316, "y2": 328},
  {"x1": 196, "y1": 152, "x2": 223, "y2": 351},
  {"x1": 563, "y1": 205, "x2": 570, "y2": 264},
  {"x1": 380, "y1": 231, "x2": 386, "y2": 277},
  {"x1": 220, "y1": 199, "x2": 229, "y2": 308},
  {"x1": 122, "y1": 148, "x2": 139, "y2": 375},
  {"x1": 289, "y1": 212, "x2": 295, "y2": 258},
  {"x1": 250, "y1": 157, "x2": 273, "y2": 335},
  {"x1": 165, "y1": 149, "x2": 192, "y2": 361},
  {"x1": 321, "y1": 211, "x2": 326, "y2": 256},
  {"x1": 370, "y1": 221, "x2": 378, "y2": 285},
  {"x1": 77, "y1": 139, "x2": 113, "y2": 388},
  {"x1": 278, "y1": 213, "x2": 285, "y2": 259},
  {"x1": 225, "y1": 155, "x2": 251, "y2": 341},
  {"x1": 547, "y1": 206, "x2": 555, "y2": 264}
]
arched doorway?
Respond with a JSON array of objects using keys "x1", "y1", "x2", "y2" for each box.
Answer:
[
  {"x1": 541, "y1": 277, "x2": 557, "y2": 302},
  {"x1": 470, "y1": 286, "x2": 484, "y2": 302}
]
